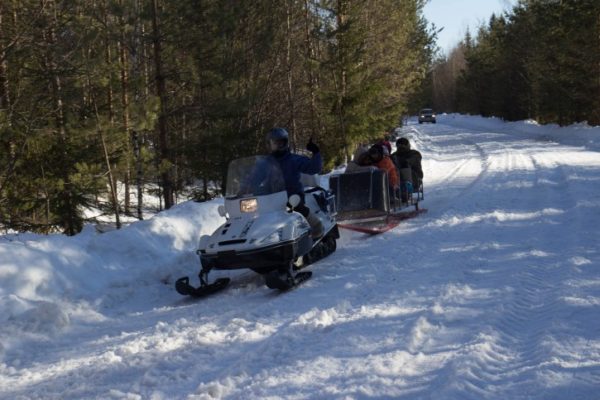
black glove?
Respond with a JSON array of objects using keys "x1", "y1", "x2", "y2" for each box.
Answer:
[{"x1": 306, "y1": 138, "x2": 320, "y2": 154}]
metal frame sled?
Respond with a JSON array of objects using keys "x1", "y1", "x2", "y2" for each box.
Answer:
[{"x1": 329, "y1": 168, "x2": 426, "y2": 234}]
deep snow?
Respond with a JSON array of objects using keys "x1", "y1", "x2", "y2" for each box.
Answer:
[{"x1": 1, "y1": 115, "x2": 599, "y2": 399}]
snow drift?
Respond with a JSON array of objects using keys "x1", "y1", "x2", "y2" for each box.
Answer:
[{"x1": 1, "y1": 114, "x2": 599, "y2": 399}]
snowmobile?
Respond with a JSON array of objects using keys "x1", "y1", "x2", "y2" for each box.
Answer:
[
  {"x1": 329, "y1": 166, "x2": 426, "y2": 234},
  {"x1": 176, "y1": 155, "x2": 339, "y2": 297}
]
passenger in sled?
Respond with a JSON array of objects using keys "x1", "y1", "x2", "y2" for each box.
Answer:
[
  {"x1": 391, "y1": 137, "x2": 424, "y2": 203},
  {"x1": 367, "y1": 144, "x2": 399, "y2": 196},
  {"x1": 345, "y1": 143, "x2": 372, "y2": 173},
  {"x1": 347, "y1": 143, "x2": 400, "y2": 198},
  {"x1": 345, "y1": 144, "x2": 400, "y2": 190},
  {"x1": 378, "y1": 133, "x2": 393, "y2": 155}
]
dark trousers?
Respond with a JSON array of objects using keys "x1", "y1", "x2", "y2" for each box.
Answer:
[{"x1": 294, "y1": 201, "x2": 310, "y2": 218}]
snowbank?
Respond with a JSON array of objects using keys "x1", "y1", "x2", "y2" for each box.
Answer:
[{"x1": 0, "y1": 199, "x2": 225, "y2": 350}]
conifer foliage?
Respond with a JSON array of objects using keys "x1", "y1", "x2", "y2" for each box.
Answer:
[
  {"x1": 431, "y1": 0, "x2": 600, "y2": 126},
  {"x1": 0, "y1": 0, "x2": 435, "y2": 234}
]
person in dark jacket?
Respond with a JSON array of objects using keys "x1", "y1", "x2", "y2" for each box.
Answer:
[
  {"x1": 391, "y1": 137, "x2": 423, "y2": 191},
  {"x1": 267, "y1": 127, "x2": 323, "y2": 237}
]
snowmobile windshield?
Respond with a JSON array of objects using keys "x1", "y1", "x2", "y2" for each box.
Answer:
[{"x1": 225, "y1": 155, "x2": 286, "y2": 199}]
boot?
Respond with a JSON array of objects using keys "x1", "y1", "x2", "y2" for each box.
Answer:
[{"x1": 305, "y1": 212, "x2": 324, "y2": 239}]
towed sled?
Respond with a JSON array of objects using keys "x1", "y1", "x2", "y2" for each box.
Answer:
[
  {"x1": 176, "y1": 155, "x2": 339, "y2": 297},
  {"x1": 329, "y1": 167, "x2": 426, "y2": 234}
]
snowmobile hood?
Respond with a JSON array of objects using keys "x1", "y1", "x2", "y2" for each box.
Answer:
[{"x1": 199, "y1": 208, "x2": 310, "y2": 256}]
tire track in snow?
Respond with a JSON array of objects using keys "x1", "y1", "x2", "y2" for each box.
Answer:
[
  {"x1": 421, "y1": 149, "x2": 540, "y2": 398},
  {"x1": 487, "y1": 150, "x2": 557, "y2": 395},
  {"x1": 405, "y1": 123, "x2": 492, "y2": 225},
  {"x1": 486, "y1": 266, "x2": 565, "y2": 398},
  {"x1": 410, "y1": 125, "x2": 486, "y2": 192},
  {"x1": 363, "y1": 126, "x2": 599, "y2": 398},
  {"x1": 430, "y1": 145, "x2": 594, "y2": 399},
  {"x1": 384, "y1": 126, "x2": 598, "y2": 399}
]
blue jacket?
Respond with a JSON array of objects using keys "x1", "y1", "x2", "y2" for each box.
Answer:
[{"x1": 272, "y1": 150, "x2": 322, "y2": 198}]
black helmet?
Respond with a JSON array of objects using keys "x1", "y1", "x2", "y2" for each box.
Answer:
[
  {"x1": 396, "y1": 137, "x2": 410, "y2": 149},
  {"x1": 368, "y1": 144, "x2": 384, "y2": 161},
  {"x1": 267, "y1": 128, "x2": 289, "y2": 152}
]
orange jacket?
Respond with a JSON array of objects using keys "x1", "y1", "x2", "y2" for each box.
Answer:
[{"x1": 376, "y1": 157, "x2": 399, "y2": 189}]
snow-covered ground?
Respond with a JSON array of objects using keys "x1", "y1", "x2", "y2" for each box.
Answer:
[{"x1": 1, "y1": 114, "x2": 599, "y2": 399}]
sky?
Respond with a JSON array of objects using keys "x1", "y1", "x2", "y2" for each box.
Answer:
[{"x1": 423, "y1": 0, "x2": 517, "y2": 54}]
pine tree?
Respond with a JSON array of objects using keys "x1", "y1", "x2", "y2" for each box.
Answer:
[
  {"x1": 0, "y1": 0, "x2": 438, "y2": 234},
  {"x1": 449, "y1": 0, "x2": 600, "y2": 125}
]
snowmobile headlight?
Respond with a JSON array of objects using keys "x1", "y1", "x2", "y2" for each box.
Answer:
[
  {"x1": 240, "y1": 198, "x2": 258, "y2": 213},
  {"x1": 260, "y1": 228, "x2": 284, "y2": 244}
]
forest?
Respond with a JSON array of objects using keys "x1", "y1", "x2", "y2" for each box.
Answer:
[
  {"x1": 1, "y1": 0, "x2": 598, "y2": 235},
  {"x1": 0, "y1": 0, "x2": 435, "y2": 234},
  {"x1": 431, "y1": 0, "x2": 600, "y2": 126}
]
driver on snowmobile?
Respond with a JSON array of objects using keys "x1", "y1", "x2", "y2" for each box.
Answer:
[{"x1": 267, "y1": 127, "x2": 324, "y2": 238}]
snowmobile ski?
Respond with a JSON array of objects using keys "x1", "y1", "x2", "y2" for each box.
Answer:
[
  {"x1": 265, "y1": 270, "x2": 312, "y2": 291},
  {"x1": 175, "y1": 276, "x2": 230, "y2": 298}
]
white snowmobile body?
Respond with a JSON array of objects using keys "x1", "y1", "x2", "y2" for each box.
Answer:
[{"x1": 198, "y1": 155, "x2": 338, "y2": 273}]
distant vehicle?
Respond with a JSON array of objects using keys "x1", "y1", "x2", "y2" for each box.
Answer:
[{"x1": 418, "y1": 108, "x2": 436, "y2": 124}]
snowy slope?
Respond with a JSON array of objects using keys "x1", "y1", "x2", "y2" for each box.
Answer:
[{"x1": 1, "y1": 115, "x2": 599, "y2": 399}]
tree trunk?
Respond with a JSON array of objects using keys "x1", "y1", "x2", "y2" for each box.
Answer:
[
  {"x1": 102, "y1": 1, "x2": 121, "y2": 227},
  {"x1": 106, "y1": 46, "x2": 115, "y2": 122},
  {"x1": 97, "y1": 104, "x2": 121, "y2": 230},
  {"x1": 132, "y1": 130, "x2": 143, "y2": 219},
  {"x1": 336, "y1": 0, "x2": 349, "y2": 162},
  {"x1": 151, "y1": 0, "x2": 173, "y2": 209},
  {"x1": 304, "y1": 0, "x2": 319, "y2": 137},
  {"x1": 596, "y1": 12, "x2": 600, "y2": 125},
  {"x1": 103, "y1": 139, "x2": 121, "y2": 230},
  {"x1": 285, "y1": 0, "x2": 297, "y2": 148},
  {"x1": 132, "y1": 0, "x2": 145, "y2": 220},
  {"x1": 119, "y1": 16, "x2": 132, "y2": 215},
  {"x1": 45, "y1": 0, "x2": 78, "y2": 235},
  {"x1": 0, "y1": 4, "x2": 10, "y2": 111}
]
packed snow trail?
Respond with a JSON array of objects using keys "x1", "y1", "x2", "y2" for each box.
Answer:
[{"x1": 1, "y1": 115, "x2": 599, "y2": 399}]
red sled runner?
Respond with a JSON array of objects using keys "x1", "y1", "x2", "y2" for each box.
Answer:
[{"x1": 329, "y1": 168, "x2": 426, "y2": 235}]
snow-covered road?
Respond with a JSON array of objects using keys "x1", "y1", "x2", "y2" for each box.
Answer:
[{"x1": 1, "y1": 115, "x2": 599, "y2": 399}]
